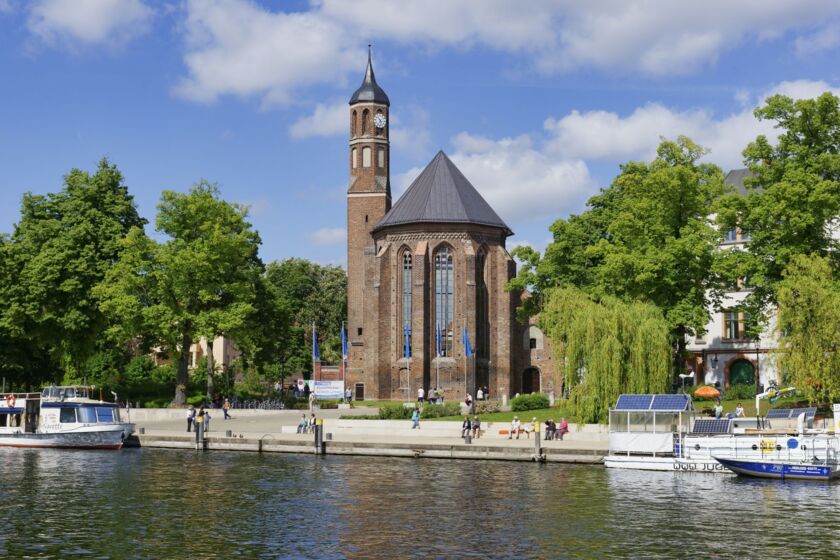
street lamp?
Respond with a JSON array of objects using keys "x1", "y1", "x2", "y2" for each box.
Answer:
[
  {"x1": 753, "y1": 337, "x2": 761, "y2": 396},
  {"x1": 678, "y1": 372, "x2": 694, "y2": 394}
]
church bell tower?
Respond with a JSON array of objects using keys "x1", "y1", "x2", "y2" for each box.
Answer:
[{"x1": 346, "y1": 47, "x2": 390, "y2": 387}]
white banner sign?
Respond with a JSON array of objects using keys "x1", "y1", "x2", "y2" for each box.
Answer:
[{"x1": 313, "y1": 380, "x2": 344, "y2": 399}]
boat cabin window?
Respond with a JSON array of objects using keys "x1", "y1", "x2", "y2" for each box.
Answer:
[
  {"x1": 96, "y1": 408, "x2": 115, "y2": 422},
  {"x1": 59, "y1": 408, "x2": 77, "y2": 423},
  {"x1": 77, "y1": 407, "x2": 97, "y2": 423},
  {"x1": 0, "y1": 413, "x2": 6, "y2": 427},
  {"x1": 62, "y1": 388, "x2": 76, "y2": 399}
]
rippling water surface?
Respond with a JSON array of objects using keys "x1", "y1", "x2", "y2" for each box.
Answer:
[{"x1": 1, "y1": 448, "x2": 838, "y2": 559}]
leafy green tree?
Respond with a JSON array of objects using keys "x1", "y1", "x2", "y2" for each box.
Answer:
[
  {"x1": 511, "y1": 137, "x2": 726, "y2": 377},
  {"x1": 264, "y1": 258, "x2": 347, "y2": 371},
  {"x1": 776, "y1": 255, "x2": 840, "y2": 403},
  {"x1": 539, "y1": 287, "x2": 671, "y2": 423},
  {"x1": 0, "y1": 160, "x2": 145, "y2": 387},
  {"x1": 717, "y1": 92, "x2": 840, "y2": 323},
  {"x1": 96, "y1": 182, "x2": 262, "y2": 405}
]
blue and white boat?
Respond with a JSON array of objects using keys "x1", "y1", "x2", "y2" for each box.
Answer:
[
  {"x1": 0, "y1": 386, "x2": 133, "y2": 449},
  {"x1": 714, "y1": 457, "x2": 840, "y2": 481}
]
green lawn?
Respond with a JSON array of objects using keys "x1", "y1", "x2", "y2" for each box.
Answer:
[{"x1": 429, "y1": 407, "x2": 573, "y2": 424}]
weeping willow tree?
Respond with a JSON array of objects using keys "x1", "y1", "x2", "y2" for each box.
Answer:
[
  {"x1": 776, "y1": 255, "x2": 840, "y2": 404},
  {"x1": 539, "y1": 287, "x2": 671, "y2": 423}
]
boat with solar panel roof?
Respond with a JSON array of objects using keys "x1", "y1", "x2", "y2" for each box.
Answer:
[{"x1": 605, "y1": 393, "x2": 832, "y2": 473}]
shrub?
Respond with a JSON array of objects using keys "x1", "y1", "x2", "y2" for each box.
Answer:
[
  {"x1": 476, "y1": 400, "x2": 500, "y2": 414},
  {"x1": 378, "y1": 403, "x2": 414, "y2": 419},
  {"x1": 511, "y1": 393, "x2": 550, "y2": 412},
  {"x1": 724, "y1": 384, "x2": 757, "y2": 401},
  {"x1": 418, "y1": 402, "x2": 461, "y2": 418}
]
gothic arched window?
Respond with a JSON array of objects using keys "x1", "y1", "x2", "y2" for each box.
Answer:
[
  {"x1": 434, "y1": 245, "x2": 454, "y2": 356},
  {"x1": 377, "y1": 148, "x2": 385, "y2": 168},
  {"x1": 362, "y1": 147, "x2": 371, "y2": 167},
  {"x1": 402, "y1": 250, "x2": 412, "y2": 356},
  {"x1": 352, "y1": 148, "x2": 358, "y2": 169},
  {"x1": 352, "y1": 110, "x2": 357, "y2": 136},
  {"x1": 476, "y1": 249, "x2": 489, "y2": 359},
  {"x1": 362, "y1": 109, "x2": 369, "y2": 134}
]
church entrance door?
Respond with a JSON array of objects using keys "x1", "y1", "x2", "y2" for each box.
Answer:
[{"x1": 522, "y1": 367, "x2": 540, "y2": 394}]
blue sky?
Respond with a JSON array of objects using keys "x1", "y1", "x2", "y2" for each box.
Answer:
[{"x1": 2, "y1": 0, "x2": 840, "y2": 266}]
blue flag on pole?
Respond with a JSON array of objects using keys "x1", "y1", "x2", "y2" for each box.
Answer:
[
  {"x1": 404, "y1": 323, "x2": 411, "y2": 358},
  {"x1": 313, "y1": 326, "x2": 320, "y2": 361},
  {"x1": 462, "y1": 326, "x2": 472, "y2": 358},
  {"x1": 436, "y1": 321, "x2": 442, "y2": 358},
  {"x1": 340, "y1": 322, "x2": 348, "y2": 360}
]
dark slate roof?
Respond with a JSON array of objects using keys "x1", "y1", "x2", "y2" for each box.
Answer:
[
  {"x1": 349, "y1": 48, "x2": 390, "y2": 106},
  {"x1": 372, "y1": 151, "x2": 512, "y2": 235},
  {"x1": 725, "y1": 168, "x2": 752, "y2": 195}
]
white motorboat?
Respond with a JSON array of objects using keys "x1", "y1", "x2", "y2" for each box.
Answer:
[{"x1": 0, "y1": 386, "x2": 133, "y2": 449}]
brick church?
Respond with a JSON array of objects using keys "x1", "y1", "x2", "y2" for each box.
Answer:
[{"x1": 344, "y1": 52, "x2": 556, "y2": 401}]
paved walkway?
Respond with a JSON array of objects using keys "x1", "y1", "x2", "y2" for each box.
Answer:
[{"x1": 133, "y1": 412, "x2": 608, "y2": 453}]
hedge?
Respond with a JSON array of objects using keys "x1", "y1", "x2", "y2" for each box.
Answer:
[{"x1": 511, "y1": 393, "x2": 550, "y2": 412}]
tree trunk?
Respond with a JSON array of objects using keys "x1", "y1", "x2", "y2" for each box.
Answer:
[
  {"x1": 206, "y1": 337, "x2": 215, "y2": 402},
  {"x1": 174, "y1": 330, "x2": 192, "y2": 406},
  {"x1": 674, "y1": 326, "x2": 687, "y2": 389}
]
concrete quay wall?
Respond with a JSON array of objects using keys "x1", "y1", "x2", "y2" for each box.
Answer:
[{"x1": 125, "y1": 432, "x2": 606, "y2": 464}]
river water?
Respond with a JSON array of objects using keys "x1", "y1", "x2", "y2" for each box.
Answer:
[{"x1": 1, "y1": 448, "x2": 837, "y2": 559}]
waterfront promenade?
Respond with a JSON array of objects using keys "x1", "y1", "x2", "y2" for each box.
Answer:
[{"x1": 127, "y1": 408, "x2": 608, "y2": 463}]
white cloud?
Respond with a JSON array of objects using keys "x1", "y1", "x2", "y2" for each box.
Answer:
[
  {"x1": 174, "y1": 1, "x2": 840, "y2": 106},
  {"x1": 175, "y1": 0, "x2": 362, "y2": 105},
  {"x1": 308, "y1": 227, "x2": 346, "y2": 246},
  {"x1": 543, "y1": 79, "x2": 840, "y2": 171},
  {"x1": 27, "y1": 0, "x2": 153, "y2": 47},
  {"x1": 795, "y1": 24, "x2": 840, "y2": 55},
  {"x1": 0, "y1": 1, "x2": 13, "y2": 14},
  {"x1": 289, "y1": 102, "x2": 347, "y2": 139}
]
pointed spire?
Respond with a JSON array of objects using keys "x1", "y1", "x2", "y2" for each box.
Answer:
[{"x1": 349, "y1": 45, "x2": 390, "y2": 106}]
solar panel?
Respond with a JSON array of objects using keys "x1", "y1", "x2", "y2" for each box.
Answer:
[
  {"x1": 790, "y1": 407, "x2": 817, "y2": 419},
  {"x1": 766, "y1": 408, "x2": 792, "y2": 419},
  {"x1": 651, "y1": 394, "x2": 691, "y2": 411},
  {"x1": 692, "y1": 418, "x2": 732, "y2": 434},
  {"x1": 614, "y1": 394, "x2": 653, "y2": 410}
]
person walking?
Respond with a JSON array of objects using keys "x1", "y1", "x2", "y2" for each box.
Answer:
[
  {"x1": 345, "y1": 387, "x2": 352, "y2": 404},
  {"x1": 186, "y1": 405, "x2": 195, "y2": 432},
  {"x1": 476, "y1": 387, "x2": 484, "y2": 401},
  {"x1": 203, "y1": 408, "x2": 211, "y2": 433},
  {"x1": 223, "y1": 398, "x2": 232, "y2": 420},
  {"x1": 417, "y1": 387, "x2": 425, "y2": 403},
  {"x1": 461, "y1": 416, "x2": 472, "y2": 438},
  {"x1": 472, "y1": 416, "x2": 481, "y2": 439},
  {"x1": 308, "y1": 390, "x2": 316, "y2": 412},
  {"x1": 411, "y1": 407, "x2": 421, "y2": 429}
]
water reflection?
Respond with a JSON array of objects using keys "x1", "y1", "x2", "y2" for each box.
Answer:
[{"x1": 1, "y1": 448, "x2": 839, "y2": 558}]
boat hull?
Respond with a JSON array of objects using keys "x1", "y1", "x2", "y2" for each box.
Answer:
[
  {"x1": 0, "y1": 425, "x2": 132, "y2": 450},
  {"x1": 714, "y1": 457, "x2": 838, "y2": 480},
  {"x1": 604, "y1": 455, "x2": 730, "y2": 473}
]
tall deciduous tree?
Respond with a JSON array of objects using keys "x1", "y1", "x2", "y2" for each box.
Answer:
[
  {"x1": 96, "y1": 182, "x2": 262, "y2": 405},
  {"x1": 511, "y1": 137, "x2": 726, "y2": 378},
  {"x1": 776, "y1": 255, "x2": 840, "y2": 403},
  {"x1": 264, "y1": 258, "x2": 347, "y2": 370},
  {"x1": 717, "y1": 92, "x2": 840, "y2": 323},
  {"x1": 0, "y1": 160, "x2": 145, "y2": 387},
  {"x1": 539, "y1": 287, "x2": 671, "y2": 423}
]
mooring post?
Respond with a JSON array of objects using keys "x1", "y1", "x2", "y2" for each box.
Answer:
[
  {"x1": 314, "y1": 418, "x2": 325, "y2": 455},
  {"x1": 534, "y1": 423, "x2": 541, "y2": 457},
  {"x1": 196, "y1": 422, "x2": 204, "y2": 450}
]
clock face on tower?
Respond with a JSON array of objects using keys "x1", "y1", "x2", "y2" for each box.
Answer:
[{"x1": 374, "y1": 113, "x2": 387, "y2": 129}]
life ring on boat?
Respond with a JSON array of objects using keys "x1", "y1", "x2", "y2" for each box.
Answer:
[{"x1": 6, "y1": 395, "x2": 15, "y2": 407}]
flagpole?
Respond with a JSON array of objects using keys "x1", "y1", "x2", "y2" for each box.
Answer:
[{"x1": 341, "y1": 321, "x2": 346, "y2": 402}]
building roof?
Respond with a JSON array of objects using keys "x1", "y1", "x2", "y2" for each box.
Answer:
[
  {"x1": 725, "y1": 168, "x2": 752, "y2": 195},
  {"x1": 372, "y1": 150, "x2": 512, "y2": 235},
  {"x1": 349, "y1": 48, "x2": 390, "y2": 106}
]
